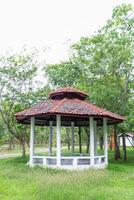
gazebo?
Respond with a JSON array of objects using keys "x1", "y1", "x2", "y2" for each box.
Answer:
[{"x1": 15, "y1": 87, "x2": 125, "y2": 169}]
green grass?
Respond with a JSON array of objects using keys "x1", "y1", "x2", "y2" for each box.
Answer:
[
  {"x1": 0, "y1": 149, "x2": 134, "y2": 200},
  {"x1": 0, "y1": 143, "x2": 104, "y2": 156},
  {"x1": 0, "y1": 144, "x2": 47, "y2": 155},
  {"x1": 0, "y1": 144, "x2": 30, "y2": 154},
  {"x1": 35, "y1": 146, "x2": 105, "y2": 156}
]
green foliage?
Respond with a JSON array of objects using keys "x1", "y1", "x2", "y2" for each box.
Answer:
[
  {"x1": 0, "y1": 49, "x2": 37, "y2": 143},
  {"x1": 45, "y1": 61, "x2": 82, "y2": 87},
  {"x1": 0, "y1": 48, "x2": 50, "y2": 154},
  {"x1": 0, "y1": 117, "x2": 7, "y2": 145},
  {"x1": 45, "y1": 4, "x2": 134, "y2": 132}
]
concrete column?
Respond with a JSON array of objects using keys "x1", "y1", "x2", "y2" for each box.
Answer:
[
  {"x1": 71, "y1": 122, "x2": 75, "y2": 155},
  {"x1": 103, "y1": 118, "x2": 108, "y2": 164},
  {"x1": 94, "y1": 121, "x2": 97, "y2": 156},
  {"x1": 30, "y1": 117, "x2": 35, "y2": 167},
  {"x1": 48, "y1": 121, "x2": 53, "y2": 156},
  {"x1": 56, "y1": 115, "x2": 61, "y2": 167},
  {"x1": 90, "y1": 117, "x2": 94, "y2": 166}
]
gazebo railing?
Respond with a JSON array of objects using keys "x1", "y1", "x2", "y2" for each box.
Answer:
[{"x1": 33, "y1": 155, "x2": 106, "y2": 168}]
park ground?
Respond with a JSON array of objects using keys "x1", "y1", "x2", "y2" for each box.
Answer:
[{"x1": 0, "y1": 148, "x2": 133, "y2": 200}]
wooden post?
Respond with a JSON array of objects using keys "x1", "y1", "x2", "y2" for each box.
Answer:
[
  {"x1": 56, "y1": 115, "x2": 61, "y2": 167},
  {"x1": 78, "y1": 126, "x2": 82, "y2": 153},
  {"x1": 90, "y1": 117, "x2": 94, "y2": 166},
  {"x1": 30, "y1": 117, "x2": 35, "y2": 167},
  {"x1": 71, "y1": 122, "x2": 75, "y2": 155},
  {"x1": 48, "y1": 121, "x2": 53, "y2": 156},
  {"x1": 103, "y1": 118, "x2": 108, "y2": 164}
]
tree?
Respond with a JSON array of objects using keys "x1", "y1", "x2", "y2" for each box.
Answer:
[
  {"x1": 45, "y1": 61, "x2": 82, "y2": 87},
  {"x1": 71, "y1": 4, "x2": 134, "y2": 113},
  {"x1": 0, "y1": 48, "x2": 49, "y2": 156},
  {"x1": 45, "y1": 4, "x2": 134, "y2": 160}
]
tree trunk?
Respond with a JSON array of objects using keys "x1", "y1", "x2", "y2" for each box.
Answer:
[
  {"x1": 21, "y1": 140, "x2": 26, "y2": 157},
  {"x1": 12, "y1": 139, "x2": 15, "y2": 149},
  {"x1": 21, "y1": 131, "x2": 26, "y2": 157},
  {"x1": 66, "y1": 128, "x2": 70, "y2": 150},
  {"x1": 109, "y1": 130, "x2": 115, "y2": 150},
  {"x1": 8, "y1": 136, "x2": 15, "y2": 150},
  {"x1": 78, "y1": 126, "x2": 82, "y2": 153},
  {"x1": 122, "y1": 133, "x2": 127, "y2": 161},
  {"x1": 109, "y1": 134, "x2": 112, "y2": 150},
  {"x1": 114, "y1": 125, "x2": 120, "y2": 160},
  {"x1": 99, "y1": 134, "x2": 103, "y2": 150},
  {"x1": 26, "y1": 141, "x2": 30, "y2": 148},
  {"x1": 86, "y1": 128, "x2": 89, "y2": 153},
  {"x1": 8, "y1": 139, "x2": 12, "y2": 150}
]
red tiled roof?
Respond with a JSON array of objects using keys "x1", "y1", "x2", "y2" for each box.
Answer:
[
  {"x1": 15, "y1": 88, "x2": 125, "y2": 123},
  {"x1": 49, "y1": 86, "x2": 88, "y2": 100}
]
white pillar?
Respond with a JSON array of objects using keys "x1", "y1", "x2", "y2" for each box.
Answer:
[
  {"x1": 56, "y1": 115, "x2": 61, "y2": 167},
  {"x1": 48, "y1": 121, "x2": 53, "y2": 156},
  {"x1": 71, "y1": 122, "x2": 75, "y2": 155},
  {"x1": 30, "y1": 117, "x2": 35, "y2": 167},
  {"x1": 94, "y1": 121, "x2": 97, "y2": 156},
  {"x1": 90, "y1": 117, "x2": 94, "y2": 166},
  {"x1": 103, "y1": 118, "x2": 108, "y2": 164}
]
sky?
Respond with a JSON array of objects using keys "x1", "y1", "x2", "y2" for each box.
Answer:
[{"x1": 0, "y1": 0, "x2": 134, "y2": 64}]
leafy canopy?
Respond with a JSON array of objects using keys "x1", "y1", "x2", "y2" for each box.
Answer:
[{"x1": 45, "y1": 4, "x2": 134, "y2": 132}]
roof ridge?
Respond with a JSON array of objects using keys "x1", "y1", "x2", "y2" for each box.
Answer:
[
  {"x1": 83, "y1": 100, "x2": 105, "y2": 114},
  {"x1": 73, "y1": 98, "x2": 98, "y2": 111},
  {"x1": 83, "y1": 100, "x2": 125, "y2": 120}
]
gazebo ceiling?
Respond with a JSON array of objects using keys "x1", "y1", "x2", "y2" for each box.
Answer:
[{"x1": 15, "y1": 86, "x2": 125, "y2": 126}]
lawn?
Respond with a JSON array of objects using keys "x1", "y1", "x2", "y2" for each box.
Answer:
[
  {"x1": 0, "y1": 144, "x2": 46, "y2": 155},
  {"x1": 0, "y1": 149, "x2": 133, "y2": 200}
]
